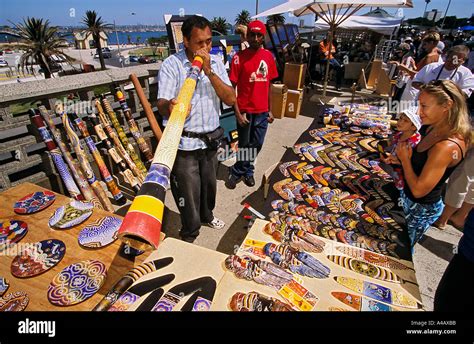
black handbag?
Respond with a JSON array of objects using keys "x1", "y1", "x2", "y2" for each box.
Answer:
[{"x1": 202, "y1": 127, "x2": 224, "y2": 150}]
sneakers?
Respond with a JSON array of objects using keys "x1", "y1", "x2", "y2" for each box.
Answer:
[
  {"x1": 204, "y1": 217, "x2": 226, "y2": 230},
  {"x1": 243, "y1": 175, "x2": 255, "y2": 187},
  {"x1": 225, "y1": 172, "x2": 240, "y2": 189}
]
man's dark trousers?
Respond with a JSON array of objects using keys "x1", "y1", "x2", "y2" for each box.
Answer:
[
  {"x1": 170, "y1": 148, "x2": 218, "y2": 240},
  {"x1": 231, "y1": 112, "x2": 269, "y2": 178}
]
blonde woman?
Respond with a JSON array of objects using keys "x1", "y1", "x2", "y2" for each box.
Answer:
[{"x1": 396, "y1": 80, "x2": 472, "y2": 248}]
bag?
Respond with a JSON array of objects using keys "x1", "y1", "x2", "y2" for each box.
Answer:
[{"x1": 202, "y1": 127, "x2": 224, "y2": 150}]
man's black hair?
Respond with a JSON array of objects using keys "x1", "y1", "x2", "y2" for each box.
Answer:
[{"x1": 181, "y1": 15, "x2": 211, "y2": 40}]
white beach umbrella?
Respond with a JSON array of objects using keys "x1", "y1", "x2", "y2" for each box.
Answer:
[{"x1": 254, "y1": 0, "x2": 413, "y2": 95}]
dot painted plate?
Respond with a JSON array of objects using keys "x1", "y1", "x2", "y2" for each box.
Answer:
[
  {"x1": 0, "y1": 277, "x2": 9, "y2": 296},
  {"x1": 0, "y1": 291, "x2": 29, "y2": 311},
  {"x1": 47, "y1": 260, "x2": 107, "y2": 306},
  {"x1": 13, "y1": 191, "x2": 56, "y2": 214},
  {"x1": 11, "y1": 239, "x2": 66, "y2": 278},
  {"x1": 49, "y1": 200, "x2": 94, "y2": 229},
  {"x1": 78, "y1": 216, "x2": 122, "y2": 248},
  {"x1": 0, "y1": 220, "x2": 28, "y2": 252}
]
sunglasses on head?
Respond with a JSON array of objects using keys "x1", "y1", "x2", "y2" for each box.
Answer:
[{"x1": 424, "y1": 80, "x2": 454, "y2": 100}]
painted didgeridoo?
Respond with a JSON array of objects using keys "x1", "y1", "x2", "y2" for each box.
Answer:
[
  {"x1": 101, "y1": 97, "x2": 147, "y2": 174},
  {"x1": 87, "y1": 112, "x2": 141, "y2": 194},
  {"x1": 72, "y1": 114, "x2": 125, "y2": 204},
  {"x1": 115, "y1": 89, "x2": 154, "y2": 164},
  {"x1": 37, "y1": 106, "x2": 99, "y2": 205},
  {"x1": 117, "y1": 56, "x2": 203, "y2": 250},
  {"x1": 130, "y1": 73, "x2": 163, "y2": 141},
  {"x1": 95, "y1": 100, "x2": 146, "y2": 185},
  {"x1": 60, "y1": 110, "x2": 113, "y2": 211},
  {"x1": 92, "y1": 257, "x2": 173, "y2": 311},
  {"x1": 30, "y1": 110, "x2": 82, "y2": 200}
]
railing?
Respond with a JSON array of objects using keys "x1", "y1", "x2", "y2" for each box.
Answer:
[{"x1": 0, "y1": 63, "x2": 162, "y2": 197}]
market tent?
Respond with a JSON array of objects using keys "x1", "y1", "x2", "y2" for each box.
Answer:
[
  {"x1": 314, "y1": 15, "x2": 402, "y2": 35},
  {"x1": 253, "y1": 0, "x2": 413, "y2": 96}
]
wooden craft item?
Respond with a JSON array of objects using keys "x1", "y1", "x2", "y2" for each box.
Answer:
[
  {"x1": 327, "y1": 256, "x2": 416, "y2": 286},
  {"x1": 117, "y1": 56, "x2": 204, "y2": 251},
  {"x1": 334, "y1": 276, "x2": 420, "y2": 309},
  {"x1": 279, "y1": 161, "x2": 299, "y2": 178},
  {"x1": 11, "y1": 239, "x2": 66, "y2": 278},
  {"x1": 0, "y1": 277, "x2": 9, "y2": 296},
  {"x1": 78, "y1": 216, "x2": 122, "y2": 248},
  {"x1": 335, "y1": 246, "x2": 413, "y2": 271},
  {"x1": 229, "y1": 291, "x2": 293, "y2": 311},
  {"x1": 93, "y1": 257, "x2": 173, "y2": 311},
  {"x1": 0, "y1": 220, "x2": 28, "y2": 252},
  {"x1": 37, "y1": 106, "x2": 99, "y2": 206},
  {"x1": 0, "y1": 291, "x2": 29, "y2": 311},
  {"x1": 331, "y1": 291, "x2": 392, "y2": 311},
  {"x1": 13, "y1": 191, "x2": 55, "y2": 214},
  {"x1": 49, "y1": 200, "x2": 94, "y2": 229},
  {"x1": 108, "y1": 274, "x2": 175, "y2": 312},
  {"x1": 47, "y1": 260, "x2": 107, "y2": 306}
]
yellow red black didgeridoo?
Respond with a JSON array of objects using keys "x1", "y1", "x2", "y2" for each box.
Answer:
[{"x1": 117, "y1": 56, "x2": 204, "y2": 250}]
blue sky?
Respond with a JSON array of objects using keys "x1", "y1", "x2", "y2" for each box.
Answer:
[{"x1": 0, "y1": 0, "x2": 472, "y2": 26}]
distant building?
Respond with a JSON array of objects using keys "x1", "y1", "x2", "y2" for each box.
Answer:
[
  {"x1": 424, "y1": 9, "x2": 443, "y2": 22},
  {"x1": 73, "y1": 31, "x2": 108, "y2": 49}
]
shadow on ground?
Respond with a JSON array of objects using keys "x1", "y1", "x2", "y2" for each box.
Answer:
[{"x1": 419, "y1": 233, "x2": 456, "y2": 263}]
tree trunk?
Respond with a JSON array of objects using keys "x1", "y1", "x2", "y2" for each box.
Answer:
[{"x1": 94, "y1": 34, "x2": 106, "y2": 70}]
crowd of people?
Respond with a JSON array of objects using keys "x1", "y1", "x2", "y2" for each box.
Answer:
[{"x1": 155, "y1": 15, "x2": 473, "y2": 311}]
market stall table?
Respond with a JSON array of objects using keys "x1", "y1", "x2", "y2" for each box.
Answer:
[{"x1": 0, "y1": 182, "x2": 164, "y2": 311}]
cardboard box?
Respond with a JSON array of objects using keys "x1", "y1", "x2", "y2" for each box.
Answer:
[
  {"x1": 271, "y1": 83, "x2": 288, "y2": 119},
  {"x1": 283, "y1": 63, "x2": 307, "y2": 90},
  {"x1": 285, "y1": 89, "x2": 304, "y2": 119}
]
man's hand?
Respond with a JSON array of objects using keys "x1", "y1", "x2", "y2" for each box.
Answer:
[
  {"x1": 168, "y1": 98, "x2": 191, "y2": 118},
  {"x1": 195, "y1": 48, "x2": 212, "y2": 76},
  {"x1": 267, "y1": 112, "x2": 274, "y2": 123},
  {"x1": 236, "y1": 112, "x2": 250, "y2": 127}
]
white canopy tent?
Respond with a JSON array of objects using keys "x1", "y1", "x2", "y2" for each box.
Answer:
[
  {"x1": 253, "y1": 0, "x2": 413, "y2": 96},
  {"x1": 314, "y1": 15, "x2": 402, "y2": 35}
]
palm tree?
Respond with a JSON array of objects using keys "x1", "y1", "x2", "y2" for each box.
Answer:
[
  {"x1": 266, "y1": 14, "x2": 286, "y2": 25},
  {"x1": 235, "y1": 10, "x2": 251, "y2": 26},
  {"x1": 11, "y1": 17, "x2": 73, "y2": 79},
  {"x1": 136, "y1": 36, "x2": 141, "y2": 45},
  {"x1": 211, "y1": 17, "x2": 228, "y2": 35},
  {"x1": 127, "y1": 34, "x2": 132, "y2": 45},
  {"x1": 82, "y1": 10, "x2": 111, "y2": 70}
]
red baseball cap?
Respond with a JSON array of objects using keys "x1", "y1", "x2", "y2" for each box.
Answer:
[{"x1": 248, "y1": 20, "x2": 266, "y2": 36}]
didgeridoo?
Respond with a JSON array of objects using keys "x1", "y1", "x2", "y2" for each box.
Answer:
[
  {"x1": 115, "y1": 89, "x2": 154, "y2": 164},
  {"x1": 37, "y1": 106, "x2": 99, "y2": 206},
  {"x1": 117, "y1": 56, "x2": 203, "y2": 250},
  {"x1": 30, "y1": 110, "x2": 82, "y2": 200},
  {"x1": 92, "y1": 257, "x2": 173, "y2": 311},
  {"x1": 130, "y1": 73, "x2": 163, "y2": 142}
]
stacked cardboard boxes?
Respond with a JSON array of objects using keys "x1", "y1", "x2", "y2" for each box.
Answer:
[{"x1": 282, "y1": 62, "x2": 306, "y2": 119}]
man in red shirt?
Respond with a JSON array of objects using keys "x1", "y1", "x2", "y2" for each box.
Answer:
[{"x1": 226, "y1": 20, "x2": 278, "y2": 189}]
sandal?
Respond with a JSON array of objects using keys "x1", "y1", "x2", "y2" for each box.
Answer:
[
  {"x1": 205, "y1": 217, "x2": 225, "y2": 230},
  {"x1": 432, "y1": 221, "x2": 447, "y2": 230}
]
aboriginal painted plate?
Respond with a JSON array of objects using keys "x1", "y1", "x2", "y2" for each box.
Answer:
[
  {"x1": 13, "y1": 191, "x2": 56, "y2": 214},
  {"x1": 47, "y1": 260, "x2": 107, "y2": 306},
  {"x1": 0, "y1": 220, "x2": 28, "y2": 252},
  {"x1": 49, "y1": 200, "x2": 94, "y2": 229},
  {"x1": 78, "y1": 216, "x2": 122, "y2": 248},
  {"x1": 11, "y1": 239, "x2": 66, "y2": 278},
  {"x1": 0, "y1": 291, "x2": 29, "y2": 311},
  {"x1": 0, "y1": 277, "x2": 9, "y2": 296}
]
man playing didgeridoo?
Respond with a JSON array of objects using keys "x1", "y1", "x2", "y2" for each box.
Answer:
[{"x1": 157, "y1": 15, "x2": 235, "y2": 243}]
